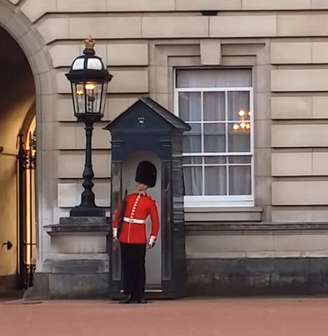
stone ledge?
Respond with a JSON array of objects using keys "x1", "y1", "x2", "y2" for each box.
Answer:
[
  {"x1": 45, "y1": 216, "x2": 110, "y2": 235},
  {"x1": 185, "y1": 207, "x2": 263, "y2": 222},
  {"x1": 185, "y1": 222, "x2": 328, "y2": 232},
  {"x1": 44, "y1": 259, "x2": 109, "y2": 274}
]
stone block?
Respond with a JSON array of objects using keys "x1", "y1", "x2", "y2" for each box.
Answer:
[
  {"x1": 69, "y1": 17, "x2": 142, "y2": 39},
  {"x1": 108, "y1": 44, "x2": 148, "y2": 66},
  {"x1": 31, "y1": 50, "x2": 51, "y2": 74},
  {"x1": 51, "y1": 235, "x2": 107, "y2": 254},
  {"x1": 313, "y1": 152, "x2": 328, "y2": 175},
  {"x1": 254, "y1": 176, "x2": 271, "y2": 206},
  {"x1": 313, "y1": 97, "x2": 328, "y2": 118},
  {"x1": 185, "y1": 207, "x2": 262, "y2": 222},
  {"x1": 272, "y1": 208, "x2": 328, "y2": 223},
  {"x1": 142, "y1": 16, "x2": 209, "y2": 38},
  {"x1": 278, "y1": 14, "x2": 328, "y2": 37},
  {"x1": 56, "y1": 70, "x2": 71, "y2": 94},
  {"x1": 57, "y1": 123, "x2": 109, "y2": 150},
  {"x1": 49, "y1": 44, "x2": 84, "y2": 68},
  {"x1": 272, "y1": 69, "x2": 328, "y2": 92},
  {"x1": 255, "y1": 119, "x2": 271, "y2": 148},
  {"x1": 186, "y1": 235, "x2": 275, "y2": 258},
  {"x1": 109, "y1": 70, "x2": 149, "y2": 93},
  {"x1": 200, "y1": 39, "x2": 221, "y2": 65},
  {"x1": 272, "y1": 181, "x2": 328, "y2": 205},
  {"x1": 21, "y1": 0, "x2": 56, "y2": 23},
  {"x1": 40, "y1": 71, "x2": 56, "y2": 95},
  {"x1": 58, "y1": 181, "x2": 110, "y2": 207},
  {"x1": 41, "y1": 122, "x2": 58, "y2": 151},
  {"x1": 271, "y1": 96, "x2": 312, "y2": 119},
  {"x1": 243, "y1": 0, "x2": 310, "y2": 10},
  {"x1": 272, "y1": 124, "x2": 328, "y2": 147},
  {"x1": 255, "y1": 93, "x2": 270, "y2": 120},
  {"x1": 57, "y1": 124, "x2": 78, "y2": 149},
  {"x1": 272, "y1": 152, "x2": 312, "y2": 176},
  {"x1": 271, "y1": 42, "x2": 311, "y2": 64},
  {"x1": 80, "y1": 123, "x2": 109, "y2": 149},
  {"x1": 298, "y1": 234, "x2": 328, "y2": 253},
  {"x1": 17, "y1": 29, "x2": 43, "y2": 57},
  {"x1": 58, "y1": 151, "x2": 110, "y2": 178},
  {"x1": 149, "y1": 66, "x2": 169, "y2": 94},
  {"x1": 41, "y1": 94, "x2": 57, "y2": 123},
  {"x1": 312, "y1": 0, "x2": 328, "y2": 8},
  {"x1": 56, "y1": 97, "x2": 75, "y2": 121},
  {"x1": 254, "y1": 65, "x2": 271, "y2": 93},
  {"x1": 312, "y1": 42, "x2": 328, "y2": 63},
  {"x1": 210, "y1": 15, "x2": 276, "y2": 37},
  {"x1": 176, "y1": 0, "x2": 241, "y2": 10},
  {"x1": 23, "y1": 273, "x2": 50, "y2": 300},
  {"x1": 255, "y1": 148, "x2": 271, "y2": 177},
  {"x1": 37, "y1": 18, "x2": 69, "y2": 44},
  {"x1": 49, "y1": 273, "x2": 109, "y2": 298}
]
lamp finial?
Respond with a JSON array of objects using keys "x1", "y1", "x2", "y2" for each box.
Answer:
[{"x1": 83, "y1": 36, "x2": 96, "y2": 55}]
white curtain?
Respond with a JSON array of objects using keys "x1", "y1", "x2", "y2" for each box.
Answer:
[{"x1": 178, "y1": 69, "x2": 252, "y2": 196}]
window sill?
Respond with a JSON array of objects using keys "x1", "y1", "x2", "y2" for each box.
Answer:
[
  {"x1": 184, "y1": 196, "x2": 254, "y2": 208},
  {"x1": 184, "y1": 206, "x2": 263, "y2": 223}
]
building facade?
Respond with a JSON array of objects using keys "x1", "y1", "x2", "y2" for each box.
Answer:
[{"x1": 1, "y1": 0, "x2": 328, "y2": 297}]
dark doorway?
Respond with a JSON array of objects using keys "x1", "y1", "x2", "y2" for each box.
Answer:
[{"x1": 0, "y1": 26, "x2": 36, "y2": 296}]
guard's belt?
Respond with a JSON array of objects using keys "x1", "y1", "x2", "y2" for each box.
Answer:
[{"x1": 123, "y1": 217, "x2": 145, "y2": 224}]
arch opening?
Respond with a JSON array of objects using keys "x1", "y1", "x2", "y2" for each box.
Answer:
[{"x1": 0, "y1": 25, "x2": 37, "y2": 294}]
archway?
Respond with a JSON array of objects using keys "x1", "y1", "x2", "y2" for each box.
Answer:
[{"x1": 0, "y1": 25, "x2": 36, "y2": 295}]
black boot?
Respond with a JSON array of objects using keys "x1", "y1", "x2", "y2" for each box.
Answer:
[
  {"x1": 136, "y1": 297, "x2": 147, "y2": 304},
  {"x1": 119, "y1": 294, "x2": 133, "y2": 304}
]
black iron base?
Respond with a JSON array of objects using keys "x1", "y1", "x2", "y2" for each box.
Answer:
[{"x1": 70, "y1": 206, "x2": 106, "y2": 217}]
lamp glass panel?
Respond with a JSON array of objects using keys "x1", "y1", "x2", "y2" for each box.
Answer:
[
  {"x1": 73, "y1": 83, "x2": 85, "y2": 114},
  {"x1": 87, "y1": 58, "x2": 102, "y2": 70},
  {"x1": 85, "y1": 82, "x2": 102, "y2": 113},
  {"x1": 100, "y1": 82, "x2": 108, "y2": 117}
]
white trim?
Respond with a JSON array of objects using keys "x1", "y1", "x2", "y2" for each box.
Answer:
[
  {"x1": 184, "y1": 196, "x2": 254, "y2": 208},
  {"x1": 176, "y1": 87, "x2": 253, "y2": 92},
  {"x1": 183, "y1": 152, "x2": 252, "y2": 156},
  {"x1": 175, "y1": 71, "x2": 254, "y2": 207}
]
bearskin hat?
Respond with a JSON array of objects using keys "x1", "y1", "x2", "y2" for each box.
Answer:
[{"x1": 135, "y1": 161, "x2": 157, "y2": 188}]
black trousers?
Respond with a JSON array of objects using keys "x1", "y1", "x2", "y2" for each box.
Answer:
[{"x1": 120, "y1": 243, "x2": 146, "y2": 299}]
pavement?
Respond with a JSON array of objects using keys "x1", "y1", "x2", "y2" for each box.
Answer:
[{"x1": 1, "y1": 297, "x2": 328, "y2": 336}]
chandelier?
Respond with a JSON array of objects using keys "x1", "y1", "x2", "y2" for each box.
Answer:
[{"x1": 232, "y1": 110, "x2": 251, "y2": 133}]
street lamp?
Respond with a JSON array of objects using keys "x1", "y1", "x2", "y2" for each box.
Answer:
[{"x1": 66, "y1": 37, "x2": 113, "y2": 216}]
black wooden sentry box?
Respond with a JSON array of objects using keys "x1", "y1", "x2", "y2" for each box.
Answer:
[{"x1": 105, "y1": 97, "x2": 190, "y2": 299}]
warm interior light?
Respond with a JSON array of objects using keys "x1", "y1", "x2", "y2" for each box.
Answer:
[
  {"x1": 238, "y1": 110, "x2": 245, "y2": 117},
  {"x1": 246, "y1": 123, "x2": 250, "y2": 129},
  {"x1": 240, "y1": 122, "x2": 246, "y2": 129},
  {"x1": 233, "y1": 124, "x2": 240, "y2": 130},
  {"x1": 85, "y1": 83, "x2": 96, "y2": 90},
  {"x1": 76, "y1": 90, "x2": 84, "y2": 96}
]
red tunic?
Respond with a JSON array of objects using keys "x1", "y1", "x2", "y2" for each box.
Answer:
[{"x1": 113, "y1": 193, "x2": 160, "y2": 244}]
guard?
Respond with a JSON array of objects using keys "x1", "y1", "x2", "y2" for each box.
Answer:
[{"x1": 112, "y1": 161, "x2": 160, "y2": 304}]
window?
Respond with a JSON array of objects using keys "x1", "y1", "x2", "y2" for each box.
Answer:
[{"x1": 175, "y1": 69, "x2": 254, "y2": 207}]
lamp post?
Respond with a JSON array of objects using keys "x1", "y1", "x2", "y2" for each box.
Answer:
[{"x1": 66, "y1": 37, "x2": 112, "y2": 217}]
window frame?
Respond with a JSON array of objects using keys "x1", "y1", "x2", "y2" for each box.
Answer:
[{"x1": 174, "y1": 80, "x2": 255, "y2": 208}]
